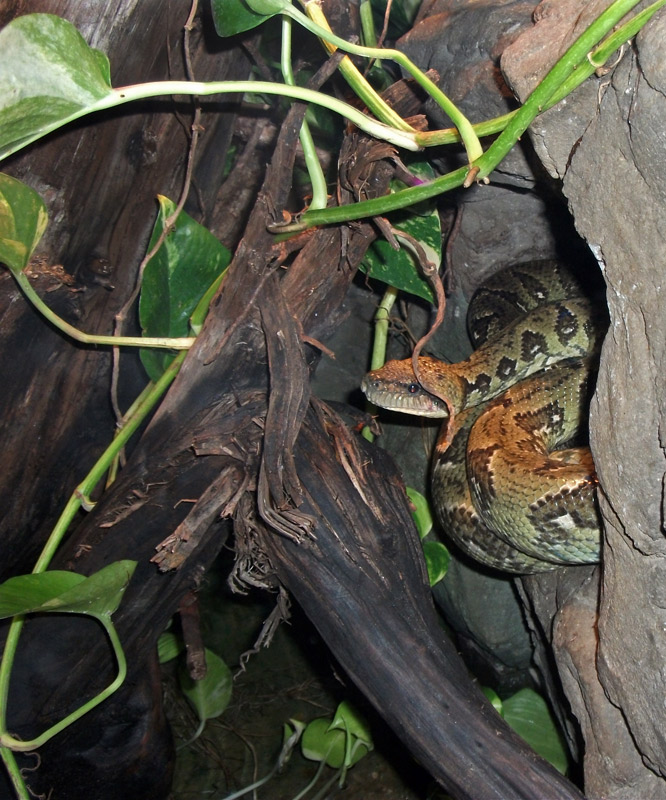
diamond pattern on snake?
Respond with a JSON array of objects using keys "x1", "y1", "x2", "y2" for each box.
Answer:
[{"x1": 361, "y1": 261, "x2": 607, "y2": 574}]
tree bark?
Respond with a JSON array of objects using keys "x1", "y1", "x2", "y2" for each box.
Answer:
[{"x1": 0, "y1": 0, "x2": 252, "y2": 579}]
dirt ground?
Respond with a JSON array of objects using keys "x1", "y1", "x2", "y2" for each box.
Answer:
[{"x1": 166, "y1": 549, "x2": 450, "y2": 800}]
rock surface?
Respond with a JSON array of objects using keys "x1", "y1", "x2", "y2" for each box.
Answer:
[{"x1": 503, "y1": 2, "x2": 666, "y2": 796}]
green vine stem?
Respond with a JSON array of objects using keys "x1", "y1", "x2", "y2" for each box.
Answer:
[
  {"x1": 3, "y1": 79, "x2": 421, "y2": 164},
  {"x1": 297, "y1": 0, "x2": 662, "y2": 228},
  {"x1": 291, "y1": 758, "x2": 329, "y2": 800},
  {"x1": 370, "y1": 285, "x2": 398, "y2": 372},
  {"x1": 546, "y1": 0, "x2": 666, "y2": 105},
  {"x1": 362, "y1": 284, "x2": 398, "y2": 442},
  {"x1": 309, "y1": 767, "x2": 343, "y2": 800},
  {"x1": 0, "y1": 750, "x2": 29, "y2": 799},
  {"x1": 0, "y1": 616, "x2": 127, "y2": 752},
  {"x1": 108, "y1": 81, "x2": 421, "y2": 150},
  {"x1": 471, "y1": 0, "x2": 664, "y2": 182},
  {"x1": 0, "y1": 349, "x2": 187, "y2": 753},
  {"x1": 219, "y1": 723, "x2": 304, "y2": 800},
  {"x1": 11, "y1": 269, "x2": 195, "y2": 349},
  {"x1": 404, "y1": 0, "x2": 666, "y2": 149},
  {"x1": 298, "y1": 0, "x2": 483, "y2": 162},
  {"x1": 281, "y1": 16, "x2": 329, "y2": 210},
  {"x1": 358, "y1": 0, "x2": 378, "y2": 49},
  {"x1": 300, "y1": 2, "x2": 415, "y2": 133}
]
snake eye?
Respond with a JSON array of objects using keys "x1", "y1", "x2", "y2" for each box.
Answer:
[{"x1": 407, "y1": 382, "x2": 420, "y2": 394}]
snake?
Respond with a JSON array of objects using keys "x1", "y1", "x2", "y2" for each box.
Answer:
[{"x1": 361, "y1": 261, "x2": 606, "y2": 573}]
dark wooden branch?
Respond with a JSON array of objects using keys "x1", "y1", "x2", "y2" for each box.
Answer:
[{"x1": 259, "y1": 404, "x2": 584, "y2": 800}]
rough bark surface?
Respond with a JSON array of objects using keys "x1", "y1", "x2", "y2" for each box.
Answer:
[{"x1": 0, "y1": 0, "x2": 252, "y2": 578}]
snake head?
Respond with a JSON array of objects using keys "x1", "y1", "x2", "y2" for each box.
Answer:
[{"x1": 361, "y1": 358, "x2": 451, "y2": 418}]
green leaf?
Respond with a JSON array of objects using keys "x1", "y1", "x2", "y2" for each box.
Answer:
[
  {"x1": 404, "y1": 487, "x2": 448, "y2": 585},
  {"x1": 422, "y1": 540, "x2": 450, "y2": 587},
  {"x1": 245, "y1": 0, "x2": 290, "y2": 12},
  {"x1": 210, "y1": 0, "x2": 277, "y2": 36},
  {"x1": 328, "y1": 701, "x2": 373, "y2": 748},
  {"x1": 481, "y1": 686, "x2": 504, "y2": 715},
  {"x1": 0, "y1": 561, "x2": 137, "y2": 619},
  {"x1": 0, "y1": 173, "x2": 48, "y2": 271},
  {"x1": 179, "y1": 648, "x2": 233, "y2": 724},
  {"x1": 157, "y1": 630, "x2": 184, "y2": 664},
  {"x1": 0, "y1": 14, "x2": 113, "y2": 160},
  {"x1": 39, "y1": 561, "x2": 137, "y2": 617},
  {"x1": 359, "y1": 161, "x2": 441, "y2": 302},
  {"x1": 139, "y1": 195, "x2": 231, "y2": 380},
  {"x1": 503, "y1": 688, "x2": 569, "y2": 774},
  {"x1": 301, "y1": 717, "x2": 370, "y2": 769},
  {"x1": 0, "y1": 571, "x2": 84, "y2": 617},
  {"x1": 406, "y1": 486, "x2": 433, "y2": 539}
]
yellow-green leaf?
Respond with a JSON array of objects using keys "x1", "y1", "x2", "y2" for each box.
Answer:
[{"x1": 0, "y1": 173, "x2": 47, "y2": 271}]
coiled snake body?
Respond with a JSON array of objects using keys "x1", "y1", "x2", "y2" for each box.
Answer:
[{"x1": 361, "y1": 261, "x2": 606, "y2": 573}]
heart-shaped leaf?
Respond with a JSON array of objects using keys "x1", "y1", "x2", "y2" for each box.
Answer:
[
  {"x1": 179, "y1": 648, "x2": 233, "y2": 724},
  {"x1": 406, "y1": 486, "x2": 433, "y2": 539},
  {"x1": 360, "y1": 160, "x2": 440, "y2": 302},
  {"x1": 0, "y1": 14, "x2": 113, "y2": 160},
  {"x1": 328, "y1": 701, "x2": 373, "y2": 747},
  {"x1": 0, "y1": 571, "x2": 84, "y2": 617},
  {"x1": 157, "y1": 630, "x2": 184, "y2": 664},
  {"x1": 482, "y1": 686, "x2": 504, "y2": 715},
  {"x1": 139, "y1": 195, "x2": 231, "y2": 381},
  {"x1": 301, "y1": 717, "x2": 370, "y2": 769}
]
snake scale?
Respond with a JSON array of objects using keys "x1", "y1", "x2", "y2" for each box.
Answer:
[{"x1": 361, "y1": 261, "x2": 606, "y2": 573}]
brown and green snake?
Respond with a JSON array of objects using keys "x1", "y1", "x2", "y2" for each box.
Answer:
[{"x1": 361, "y1": 261, "x2": 606, "y2": 573}]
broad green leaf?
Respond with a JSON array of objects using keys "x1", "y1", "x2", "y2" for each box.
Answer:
[
  {"x1": 157, "y1": 630, "x2": 184, "y2": 664},
  {"x1": 301, "y1": 717, "x2": 370, "y2": 769},
  {"x1": 38, "y1": 560, "x2": 137, "y2": 617},
  {"x1": 0, "y1": 14, "x2": 113, "y2": 160},
  {"x1": 179, "y1": 648, "x2": 233, "y2": 724},
  {"x1": 0, "y1": 561, "x2": 136, "y2": 619},
  {"x1": 422, "y1": 540, "x2": 450, "y2": 586},
  {"x1": 0, "y1": 173, "x2": 48, "y2": 271},
  {"x1": 360, "y1": 161, "x2": 440, "y2": 302},
  {"x1": 503, "y1": 688, "x2": 569, "y2": 774},
  {"x1": 0, "y1": 571, "x2": 84, "y2": 618},
  {"x1": 211, "y1": 0, "x2": 276, "y2": 36},
  {"x1": 139, "y1": 195, "x2": 231, "y2": 381},
  {"x1": 406, "y1": 486, "x2": 433, "y2": 539},
  {"x1": 328, "y1": 701, "x2": 373, "y2": 748}
]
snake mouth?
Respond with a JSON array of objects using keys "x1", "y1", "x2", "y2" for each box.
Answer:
[{"x1": 361, "y1": 376, "x2": 450, "y2": 418}]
